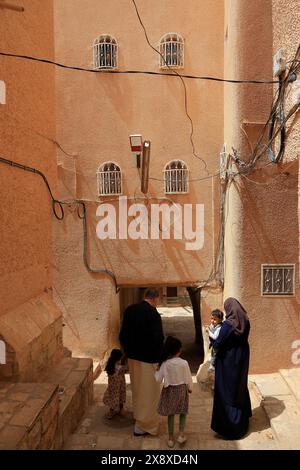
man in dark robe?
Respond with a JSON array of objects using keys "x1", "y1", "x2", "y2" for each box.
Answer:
[
  {"x1": 211, "y1": 297, "x2": 252, "y2": 439},
  {"x1": 119, "y1": 288, "x2": 164, "y2": 436}
]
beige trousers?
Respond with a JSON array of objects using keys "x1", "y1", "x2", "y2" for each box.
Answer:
[{"x1": 128, "y1": 358, "x2": 161, "y2": 435}]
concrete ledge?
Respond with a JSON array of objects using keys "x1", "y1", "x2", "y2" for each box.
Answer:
[{"x1": 0, "y1": 292, "x2": 63, "y2": 382}]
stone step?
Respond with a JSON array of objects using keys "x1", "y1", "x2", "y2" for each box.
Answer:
[
  {"x1": 0, "y1": 382, "x2": 59, "y2": 450},
  {"x1": 42, "y1": 357, "x2": 93, "y2": 449},
  {"x1": 251, "y1": 372, "x2": 300, "y2": 449},
  {"x1": 262, "y1": 396, "x2": 300, "y2": 449},
  {"x1": 0, "y1": 357, "x2": 94, "y2": 449},
  {"x1": 250, "y1": 373, "x2": 291, "y2": 398},
  {"x1": 279, "y1": 368, "x2": 300, "y2": 402}
]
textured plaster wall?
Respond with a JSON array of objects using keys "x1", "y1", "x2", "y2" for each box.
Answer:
[
  {"x1": 53, "y1": 0, "x2": 224, "y2": 358},
  {"x1": 53, "y1": 208, "x2": 115, "y2": 359},
  {"x1": 224, "y1": 0, "x2": 300, "y2": 372},
  {"x1": 272, "y1": 0, "x2": 300, "y2": 162},
  {"x1": 0, "y1": 0, "x2": 57, "y2": 315}
]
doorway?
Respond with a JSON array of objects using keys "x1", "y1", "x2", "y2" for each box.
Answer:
[{"x1": 119, "y1": 286, "x2": 204, "y2": 373}]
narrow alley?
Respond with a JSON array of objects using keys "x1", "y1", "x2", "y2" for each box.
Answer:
[{"x1": 63, "y1": 372, "x2": 278, "y2": 451}]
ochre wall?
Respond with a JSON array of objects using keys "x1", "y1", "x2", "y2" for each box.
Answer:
[
  {"x1": 224, "y1": 0, "x2": 300, "y2": 372},
  {"x1": 53, "y1": 0, "x2": 224, "y2": 358},
  {"x1": 0, "y1": 1, "x2": 65, "y2": 380},
  {"x1": 0, "y1": 0, "x2": 56, "y2": 315}
]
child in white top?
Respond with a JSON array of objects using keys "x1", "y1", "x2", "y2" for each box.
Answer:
[
  {"x1": 155, "y1": 336, "x2": 193, "y2": 448},
  {"x1": 207, "y1": 309, "x2": 224, "y2": 372}
]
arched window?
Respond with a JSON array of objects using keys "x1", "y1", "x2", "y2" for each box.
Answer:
[
  {"x1": 164, "y1": 160, "x2": 189, "y2": 194},
  {"x1": 97, "y1": 162, "x2": 122, "y2": 196},
  {"x1": 93, "y1": 35, "x2": 118, "y2": 69},
  {"x1": 159, "y1": 33, "x2": 184, "y2": 69}
]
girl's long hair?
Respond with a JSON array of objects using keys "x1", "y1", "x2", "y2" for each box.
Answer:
[
  {"x1": 159, "y1": 336, "x2": 182, "y2": 367},
  {"x1": 105, "y1": 348, "x2": 122, "y2": 376}
]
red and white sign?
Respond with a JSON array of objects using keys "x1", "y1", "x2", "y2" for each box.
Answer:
[{"x1": 129, "y1": 134, "x2": 142, "y2": 153}]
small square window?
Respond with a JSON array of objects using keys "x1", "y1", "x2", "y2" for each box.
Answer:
[{"x1": 261, "y1": 264, "x2": 295, "y2": 296}]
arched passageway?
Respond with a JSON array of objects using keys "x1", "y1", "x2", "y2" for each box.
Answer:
[{"x1": 119, "y1": 286, "x2": 204, "y2": 373}]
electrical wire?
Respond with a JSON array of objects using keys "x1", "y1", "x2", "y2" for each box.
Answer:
[
  {"x1": 248, "y1": 45, "x2": 300, "y2": 168},
  {"x1": 224, "y1": 45, "x2": 300, "y2": 173},
  {"x1": 0, "y1": 155, "x2": 64, "y2": 220},
  {"x1": 1, "y1": 108, "x2": 221, "y2": 182},
  {"x1": 131, "y1": 0, "x2": 208, "y2": 174},
  {"x1": 0, "y1": 51, "x2": 278, "y2": 84},
  {"x1": 1, "y1": 41, "x2": 299, "y2": 293},
  {"x1": 1, "y1": 42, "x2": 290, "y2": 179},
  {"x1": 1, "y1": 107, "x2": 78, "y2": 159},
  {"x1": 0, "y1": 155, "x2": 118, "y2": 290},
  {"x1": 2, "y1": 102, "x2": 222, "y2": 187}
]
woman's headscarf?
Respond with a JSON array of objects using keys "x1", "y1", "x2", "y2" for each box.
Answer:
[{"x1": 224, "y1": 297, "x2": 249, "y2": 336}]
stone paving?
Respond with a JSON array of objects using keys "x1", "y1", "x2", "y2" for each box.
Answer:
[
  {"x1": 251, "y1": 369, "x2": 300, "y2": 450},
  {"x1": 0, "y1": 357, "x2": 93, "y2": 449},
  {"x1": 63, "y1": 374, "x2": 278, "y2": 450},
  {"x1": 0, "y1": 382, "x2": 59, "y2": 450}
]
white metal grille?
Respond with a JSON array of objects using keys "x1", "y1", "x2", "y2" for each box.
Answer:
[
  {"x1": 97, "y1": 162, "x2": 122, "y2": 196},
  {"x1": 261, "y1": 264, "x2": 295, "y2": 296},
  {"x1": 159, "y1": 33, "x2": 184, "y2": 69},
  {"x1": 93, "y1": 35, "x2": 118, "y2": 69},
  {"x1": 164, "y1": 160, "x2": 189, "y2": 194}
]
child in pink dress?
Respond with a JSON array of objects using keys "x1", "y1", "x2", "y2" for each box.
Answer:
[{"x1": 103, "y1": 349, "x2": 126, "y2": 419}]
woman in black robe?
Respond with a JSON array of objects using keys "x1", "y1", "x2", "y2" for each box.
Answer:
[{"x1": 210, "y1": 297, "x2": 252, "y2": 439}]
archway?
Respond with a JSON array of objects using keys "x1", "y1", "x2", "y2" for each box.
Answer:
[{"x1": 119, "y1": 286, "x2": 204, "y2": 373}]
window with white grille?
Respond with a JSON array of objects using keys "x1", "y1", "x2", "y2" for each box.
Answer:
[
  {"x1": 159, "y1": 33, "x2": 184, "y2": 69},
  {"x1": 97, "y1": 162, "x2": 122, "y2": 196},
  {"x1": 164, "y1": 160, "x2": 189, "y2": 194},
  {"x1": 261, "y1": 264, "x2": 295, "y2": 296},
  {"x1": 93, "y1": 35, "x2": 118, "y2": 69}
]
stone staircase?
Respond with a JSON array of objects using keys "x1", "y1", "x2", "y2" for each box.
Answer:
[
  {"x1": 0, "y1": 291, "x2": 93, "y2": 450},
  {"x1": 0, "y1": 357, "x2": 93, "y2": 449},
  {"x1": 249, "y1": 368, "x2": 300, "y2": 450}
]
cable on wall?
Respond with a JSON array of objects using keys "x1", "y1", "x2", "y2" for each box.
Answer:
[
  {"x1": 0, "y1": 155, "x2": 118, "y2": 290},
  {"x1": 0, "y1": 51, "x2": 278, "y2": 84}
]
